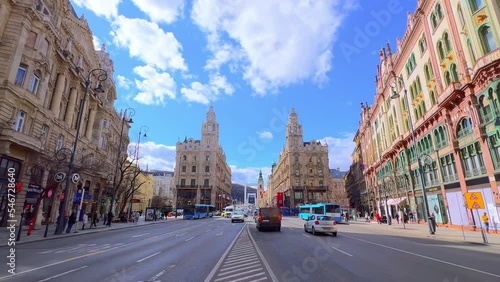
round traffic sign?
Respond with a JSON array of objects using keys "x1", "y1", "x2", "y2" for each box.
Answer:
[
  {"x1": 71, "y1": 173, "x2": 80, "y2": 184},
  {"x1": 54, "y1": 172, "x2": 66, "y2": 183}
]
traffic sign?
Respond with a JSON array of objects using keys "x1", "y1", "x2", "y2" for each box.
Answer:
[
  {"x1": 71, "y1": 173, "x2": 80, "y2": 184},
  {"x1": 464, "y1": 192, "x2": 485, "y2": 209},
  {"x1": 54, "y1": 172, "x2": 66, "y2": 183}
]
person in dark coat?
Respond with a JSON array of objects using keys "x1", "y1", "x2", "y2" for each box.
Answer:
[
  {"x1": 106, "y1": 211, "x2": 113, "y2": 227},
  {"x1": 66, "y1": 212, "x2": 77, "y2": 233}
]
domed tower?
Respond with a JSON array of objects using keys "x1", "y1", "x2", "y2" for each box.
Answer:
[
  {"x1": 257, "y1": 170, "x2": 264, "y2": 207},
  {"x1": 286, "y1": 108, "x2": 303, "y2": 149}
]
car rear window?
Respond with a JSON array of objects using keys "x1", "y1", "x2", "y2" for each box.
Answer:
[
  {"x1": 260, "y1": 208, "x2": 280, "y2": 217},
  {"x1": 318, "y1": 216, "x2": 331, "y2": 220}
]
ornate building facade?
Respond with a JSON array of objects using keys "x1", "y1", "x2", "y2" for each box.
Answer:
[
  {"x1": 359, "y1": 0, "x2": 500, "y2": 229},
  {"x1": 0, "y1": 0, "x2": 129, "y2": 227},
  {"x1": 173, "y1": 106, "x2": 232, "y2": 211},
  {"x1": 267, "y1": 109, "x2": 331, "y2": 208}
]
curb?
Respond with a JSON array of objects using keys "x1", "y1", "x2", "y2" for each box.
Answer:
[{"x1": 2, "y1": 219, "x2": 174, "y2": 247}]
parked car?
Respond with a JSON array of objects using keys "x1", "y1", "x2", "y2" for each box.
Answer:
[
  {"x1": 231, "y1": 211, "x2": 245, "y2": 223},
  {"x1": 304, "y1": 214, "x2": 337, "y2": 236},
  {"x1": 256, "y1": 207, "x2": 281, "y2": 231},
  {"x1": 213, "y1": 210, "x2": 221, "y2": 216}
]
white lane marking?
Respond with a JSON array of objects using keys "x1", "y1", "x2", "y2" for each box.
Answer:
[
  {"x1": 38, "y1": 265, "x2": 88, "y2": 282},
  {"x1": 214, "y1": 268, "x2": 264, "y2": 281},
  {"x1": 148, "y1": 264, "x2": 176, "y2": 281},
  {"x1": 302, "y1": 234, "x2": 310, "y2": 238},
  {"x1": 38, "y1": 250, "x2": 53, "y2": 254},
  {"x1": 185, "y1": 236, "x2": 195, "y2": 242},
  {"x1": 331, "y1": 246, "x2": 353, "y2": 257},
  {"x1": 176, "y1": 232, "x2": 187, "y2": 237},
  {"x1": 344, "y1": 235, "x2": 500, "y2": 278},
  {"x1": 132, "y1": 233, "x2": 150, "y2": 238},
  {"x1": 247, "y1": 225, "x2": 279, "y2": 282},
  {"x1": 136, "y1": 252, "x2": 161, "y2": 263},
  {"x1": 217, "y1": 231, "x2": 224, "y2": 236}
]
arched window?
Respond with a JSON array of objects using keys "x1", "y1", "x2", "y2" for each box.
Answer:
[
  {"x1": 430, "y1": 13, "x2": 437, "y2": 29},
  {"x1": 444, "y1": 71, "x2": 451, "y2": 86},
  {"x1": 443, "y1": 32, "x2": 452, "y2": 53},
  {"x1": 479, "y1": 25, "x2": 497, "y2": 54},
  {"x1": 437, "y1": 41, "x2": 445, "y2": 60},
  {"x1": 479, "y1": 95, "x2": 492, "y2": 120},
  {"x1": 450, "y1": 63, "x2": 459, "y2": 82},
  {"x1": 457, "y1": 117, "x2": 473, "y2": 137},
  {"x1": 435, "y1": 3, "x2": 443, "y2": 20},
  {"x1": 424, "y1": 64, "x2": 430, "y2": 81},
  {"x1": 430, "y1": 90, "x2": 437, "y2": 106},
  {"x1": 416, "y1": 76, "x2": 422, "y2": 93},
  {"x1": 469, "y1": 0, "x2": 483, "y2": 13}
]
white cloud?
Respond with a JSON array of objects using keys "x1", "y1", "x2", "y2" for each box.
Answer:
[
  {"x1": 131, "y1": 0, "x2": 185, "y2": 24},
  {"x1": 230, "y1": 165, "x2": 271, "y2": 186},
  {"x1": 180, "y1": 73, "x2": 234, "y2": 104},
  {"x1": 116, "y1": 75, "x2": 132, "y2": 89},
  {"x1": 92, "y1": 35, "x2": 101, "y2": 50},
  {"x1": 111, "y1": 16, "x2": 187, "y2": 72},
  {"x1": 133, "y1": 65, "x2": 176, "y2": 105},
  {"x1": 72, "y1": 0, "x2": 120, "y2": 20},
  {"x1": 258, "y1": 131, "x2": 273, "y2": 140},
  {"x1": 128, "y1": 141, "x2": 177, "y2": 171},
  {"x1": 323, "y1": 133, "x2": 355, "y2": 171},
  {"x1": 191, "y1": 0, "x2": 356, "y2": 94}
]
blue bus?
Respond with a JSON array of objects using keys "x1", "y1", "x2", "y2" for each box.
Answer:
[
  {"x1": 183, "y1": 204, "x2": 216, "y2": 219},
  {"x1": 298, "y1": 203, "x2": 342, "y2": 223}
]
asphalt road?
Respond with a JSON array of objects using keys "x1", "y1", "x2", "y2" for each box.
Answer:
[{"x1": 0, "y1": 217, "x2": 499, "y2": 282}]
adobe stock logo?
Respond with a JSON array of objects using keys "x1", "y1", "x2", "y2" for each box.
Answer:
[{"x1": 340, "y1": 0, "x2": 404, "y2": 63}]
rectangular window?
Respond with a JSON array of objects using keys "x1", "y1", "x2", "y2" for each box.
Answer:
[
  {"x1": 55, "y1": 134, "x2": 64, "y2": 152},
  {"x1": 205, "y1": 166, "x2": 209, "y2": 172},
  {"x1": 180, "y1": 179, "x2": 186, "y2": 187},
  {"x1": 206, "y1": 154, "x2": 210, "y2": 161},
  {"x1": 26, "y1": 31, "x2": 37, "y2": 48},
  {"x1": 294, "y1": 192, "x2": 303, "y2": 199},
  {"x1": 204, "y1": 179, "x2": 209, "y2": 187},
  {"x1": 40, "y1": 38, "x2": 49, "y2": 55},
  {"x1": 15, "y1": 66, "x2": 27, "y2": 86},
  {"x1": 15, "y1": 111, "x2": 26, "y2": 132},
  {"x1": 181, "y1": 166, "x2": 186, "y2": 172},
  {"x1": 40, "y1": 124, "x2": 48, "y2": 143},
  {"x1": 190, "y1": 179, "x2": 196, "y2": 187},
  {"x1": 192, "y1": 166, "x2": 196, "y2": 172},
  {"x1": 29, "y1": 73, "x2": 40, "y2": 93}
]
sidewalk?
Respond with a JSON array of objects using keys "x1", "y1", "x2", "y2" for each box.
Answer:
[
  {"x1": 348, "y1": 218, "x2": 500, "y2": 247},
  {"x1": 0, "y1": 216, "x2": 184, "y2": 247}
]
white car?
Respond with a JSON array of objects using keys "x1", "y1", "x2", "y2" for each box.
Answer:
[
  {"x1": 231, "y1": 211, "x2": 245, "y2": 223},
  {"x1": 304, "y1": 214, "x2": 337, "y2": 236}
]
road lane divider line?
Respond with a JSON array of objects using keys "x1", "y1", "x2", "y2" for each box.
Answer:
[
  {"x1": 176, "y1": 232, "x2": 187, "y2": 237},
  {"x1": 343, "y1": 235, "x2": 500, "y2": 279},
  {"x1": 185, "y1": 236, "x2": 195, "y2": 241},
  {"x1": 204, "y1": 223, "x2": 246, "y2": 282},
  {"x1": 331, "y1": 246, "x2": 353, "y2": 257},
  {"x1": 132, "y1": 232, "x2": 151, "y2": 237},
  {"x1": 302, "y1": 234, "x2": 310, "y2": 238},
  {"x1": 148, "y1": 264, "x2": 176, "y2": 281},
  {"x1": 247, "y1": 225, "x2": 279, "y2": 282},
  {"x1": 137, "y1": 252, "x2": 161, "y2": 263},
  {"x1": 38, "y1": 265, "x2": 88, "y2": 282}
]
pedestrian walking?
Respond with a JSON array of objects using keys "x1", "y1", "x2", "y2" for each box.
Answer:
[
  {"x1": 82, "y1": 213, "x2": 89, "y2": 230},
  {"x1": 134, "y1": 211, "x2": 140, "y2": 223},
  {"x1": 365, "y1": 211, "x2": 369, "y2": 222},
  {"x1": 375, "y1": 212, "x2": 382, "y2": 224},
  {"x1": 91, "y1": 211, "x2": 98, "y2": 228},
  {"x1": 481, "y1": 212, "x2": 489, "y2": 233},
  {"x1": 106, "y1": 211, "x2": 113, "y2": 227},
  {"x1": 395, "y1": 211, "x2": 400, "y2": 224},
  {"x1": 66, "y1": 212, "x2": 76, "y2": 233}
]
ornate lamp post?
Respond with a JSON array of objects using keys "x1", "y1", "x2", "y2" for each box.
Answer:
[
  {"x1": 108, "y1": 108, "x2": 134, "y2": 222},
  {"x1": 389, "y1": 71, "x2": 435, "y2": 235},
  {"x1": 56, "y1": 68, "x2": 107, "y2": 235}
]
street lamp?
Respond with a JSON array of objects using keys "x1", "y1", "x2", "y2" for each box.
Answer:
[
  {"x1": 389, "y1": 71, "x2": 435, "y2": 234},
  {"x1": 109, "y1": 108, "x2": 135, "y2": 221},
  {"x1": 128, "y1": 125, "x2": 148, "y2": 221},
  {"x1": 56, "y1": 68, "x2": 107, "y2": 235}
]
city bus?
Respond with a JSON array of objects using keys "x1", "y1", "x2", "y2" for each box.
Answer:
[
  {"x1": 195, "y1": 204, "x2": 216, "y2": 218},
  {"x1": 298, "y1": 203, "x2": 342, "y2": 223},
  {"x1": 183, "y1": 204, "x2": 216, "y2": 219}
]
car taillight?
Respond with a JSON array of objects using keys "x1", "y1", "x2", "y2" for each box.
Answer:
[
  {"x1": 314, "y1": 220, "x2": 319, "y2": 225},
  {"x1": 258, "y1": 215, "x2": 263, "y2": 222},
  {"x1": 278, "y1": 215, "x2": 282, "y2": 221},
  {"x1": 333, "y1": 221, "x2": 337, "y2": 225}
]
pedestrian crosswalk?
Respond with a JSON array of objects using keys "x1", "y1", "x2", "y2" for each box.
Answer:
[
  {"x1": 209, "y1": 227, "x2": 272, "y2": 282},
  {"x1": 37, "y1": 243, "x2": 125, "y2": 255}
]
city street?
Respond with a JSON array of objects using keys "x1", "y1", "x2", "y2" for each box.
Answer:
[{"x1": 0, "y1": 217, "x2": 499, "y2": 281}]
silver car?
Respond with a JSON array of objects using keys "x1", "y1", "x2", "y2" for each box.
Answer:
[
  {"x1": 304, "y1": 214, "x2": 337, "y2": 236},
  {"x1": 231, "y1": 210, "x2": 245, "y2": 223}
]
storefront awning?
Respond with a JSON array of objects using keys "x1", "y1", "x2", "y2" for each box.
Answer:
[{"x1": 387, "y1": 197, "x2": 406, "y2": 205}]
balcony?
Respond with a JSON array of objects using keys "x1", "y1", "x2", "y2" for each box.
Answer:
[{"x1": 0, "y1": 128, "x2": 42, "y2": 152}]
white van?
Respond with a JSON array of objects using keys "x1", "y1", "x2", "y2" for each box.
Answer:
[{"x1": 224, "y1": 206, "x2": 234, "y2": 218}]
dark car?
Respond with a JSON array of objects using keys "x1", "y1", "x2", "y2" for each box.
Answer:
[{"x1": 256, "y1": 207, "x2": 281, "y2": 231}]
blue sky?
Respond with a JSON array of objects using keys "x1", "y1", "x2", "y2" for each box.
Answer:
[{"x1": 70, "y1": 0, "x2": 416, "y2": 185}]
